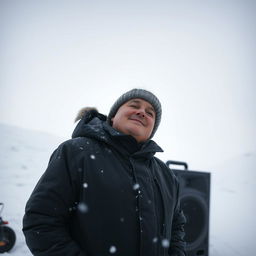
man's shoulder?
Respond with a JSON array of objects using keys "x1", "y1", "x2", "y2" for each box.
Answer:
[
  {"x1": 152, "y1": 156, "x2": 179, "y2": 182},
  {"x1": 61, "y1": 136, "x2": 98, "y2": 147},
  {"x1": 152, "y1": 156, "x2": 169, "y2": 170},
  {"x1": 54, "y1": 137, "x2": 101, "y2": 155}
]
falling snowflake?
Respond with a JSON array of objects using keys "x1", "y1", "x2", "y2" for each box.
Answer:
[
  {"x1": 120, "y1": 217, "x2": 124, "y2": 222},
  {"x1": 161, "y1": 239, "x2": 170, "y2": 248},
  {"x1": 83, "y1": 183, "x2": 88, "y2": 188},
  {"x1": 90, "y1": 154, "x2": 96, "y2": 160},
  {"x1": 105, "y1": 148, "x2": 112, "y2": 153},
  {"x1": 109, "y1": 246, "x2": 117, "y2": 253},
  {"x1": 78, "y1": 202, "x2": 88, "y2": 213},
  {"x1": 133, "y1": 183, "x2": 140, "y2": 190},
  {"x1": 78, "y1": 168, "x2": 82, "y2": 172},
  {"x1": 152, "y1": 237, "x2": 158, "y2": 243},
  {"x1": 100, "y1": 169, "x2": 104, "y2": 173},
  {"x1": 79, "y1": 146, "x2": 84, "y2": 150}
]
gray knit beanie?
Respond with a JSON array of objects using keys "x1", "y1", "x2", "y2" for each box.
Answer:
[{"x1": 107, "y1": 88, "x2": 162, "y2": 139}]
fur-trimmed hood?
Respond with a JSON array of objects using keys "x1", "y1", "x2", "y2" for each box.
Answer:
[
  {"x1": 72, "y1": 107, "x2": 107, "y2": 139},
  {"x1": 74, "y1": 107, "x2": 99, "y2": 123}
]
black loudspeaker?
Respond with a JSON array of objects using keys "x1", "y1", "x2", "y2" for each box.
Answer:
[{"x1": 166, "y1": 161, "x2": 211, "y2": 256}]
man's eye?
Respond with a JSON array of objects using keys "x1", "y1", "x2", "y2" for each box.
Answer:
[
  {"x1": 147, "y1": 112, "x2": 154, "y2": 117},
  {"x1": 130, "y1": 104, "x2": 139, "y2": 108}
]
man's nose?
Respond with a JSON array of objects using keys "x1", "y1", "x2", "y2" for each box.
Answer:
[{"x1": 136, "y1": 109, "x2": 145, "y2": 118}]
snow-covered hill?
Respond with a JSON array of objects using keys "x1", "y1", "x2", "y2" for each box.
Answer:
[
  {"x1": 0, "y1": 123, "x2": 255, "y2": 255},
  {"x1": 0, "y1": 123, "x2": 64, "y2": 255}
]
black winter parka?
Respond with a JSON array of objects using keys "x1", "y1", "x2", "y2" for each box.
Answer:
[{"x1": 23, "y1": 110, "x2": 186, "y2": 256}]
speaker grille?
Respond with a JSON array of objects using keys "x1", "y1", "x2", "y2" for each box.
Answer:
[{"x1": 181, "y1": 191, "x2": 208, "y2": 251}]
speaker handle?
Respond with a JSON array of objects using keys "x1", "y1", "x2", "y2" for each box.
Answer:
[{"x1": 166, "y1": 160, "x2": 188, "y2": 170}]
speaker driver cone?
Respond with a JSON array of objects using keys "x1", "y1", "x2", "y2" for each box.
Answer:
[{"x1": 181, "y1": 190, "x2": 208, "y2": 251}]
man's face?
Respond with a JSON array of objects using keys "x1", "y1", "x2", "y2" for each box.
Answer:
[{"x1": 111, "y1": 98, "x2": 156, "y2": 142}]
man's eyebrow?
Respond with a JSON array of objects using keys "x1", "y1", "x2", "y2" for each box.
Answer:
[{"x1": 129, "y1": 99, "x2": 141, "y2": 104}]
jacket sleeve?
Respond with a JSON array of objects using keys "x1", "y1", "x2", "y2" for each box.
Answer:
[
  {"x1": 23, "y1": 142, "x2": 86, "y2": 256},
  {"x1": 169, "y1": 179, "x2": 187, "y2": 256}
]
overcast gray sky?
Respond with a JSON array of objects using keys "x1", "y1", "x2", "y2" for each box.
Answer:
[{"x1": 1, "y1": 0, "x2": 255, "y2": 170}]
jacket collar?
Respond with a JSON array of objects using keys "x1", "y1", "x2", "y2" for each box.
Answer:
[
  {"x1": 102, "y1": 122, "x2": 163, "y2": 157},
  {"x1": 72, "y1": 110, "x2": 163, "y2": 159}
]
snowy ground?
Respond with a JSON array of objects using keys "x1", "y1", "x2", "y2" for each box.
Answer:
[
  {"x1": 0, "y1": 123, "x2": 255, "y2": 255},
  {"x1": 0, "y1": 124, "x2": 63, "y2": 255}
]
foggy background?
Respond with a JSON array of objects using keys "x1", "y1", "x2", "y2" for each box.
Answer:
[
  {"x1": 1, "y1": 0, "x2": 255, "y2": 170},
  {"x1": 0, "y1": 0, "x2": 256, "y2": 255}
]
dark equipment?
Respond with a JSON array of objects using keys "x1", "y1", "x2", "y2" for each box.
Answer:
[
  {"x1": 166, "y1": 160, "x2": 211, "y2": 256},
  {"x1": 0, "y1": 203, "x2": 16, "y2": 253}
]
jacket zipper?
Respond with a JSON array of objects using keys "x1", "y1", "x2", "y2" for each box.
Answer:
[{"x1": 154, "y1": 177, "x2": 168, "y2": 256}]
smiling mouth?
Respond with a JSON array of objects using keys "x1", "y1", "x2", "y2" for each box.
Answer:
[{"x1": 129, "y1": 118, "x2": 144, "y2": 126}]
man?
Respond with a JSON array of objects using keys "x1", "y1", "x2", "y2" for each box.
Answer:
[{"x1": 23, "y1": 88, "x2": 186, "y2": 256}]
